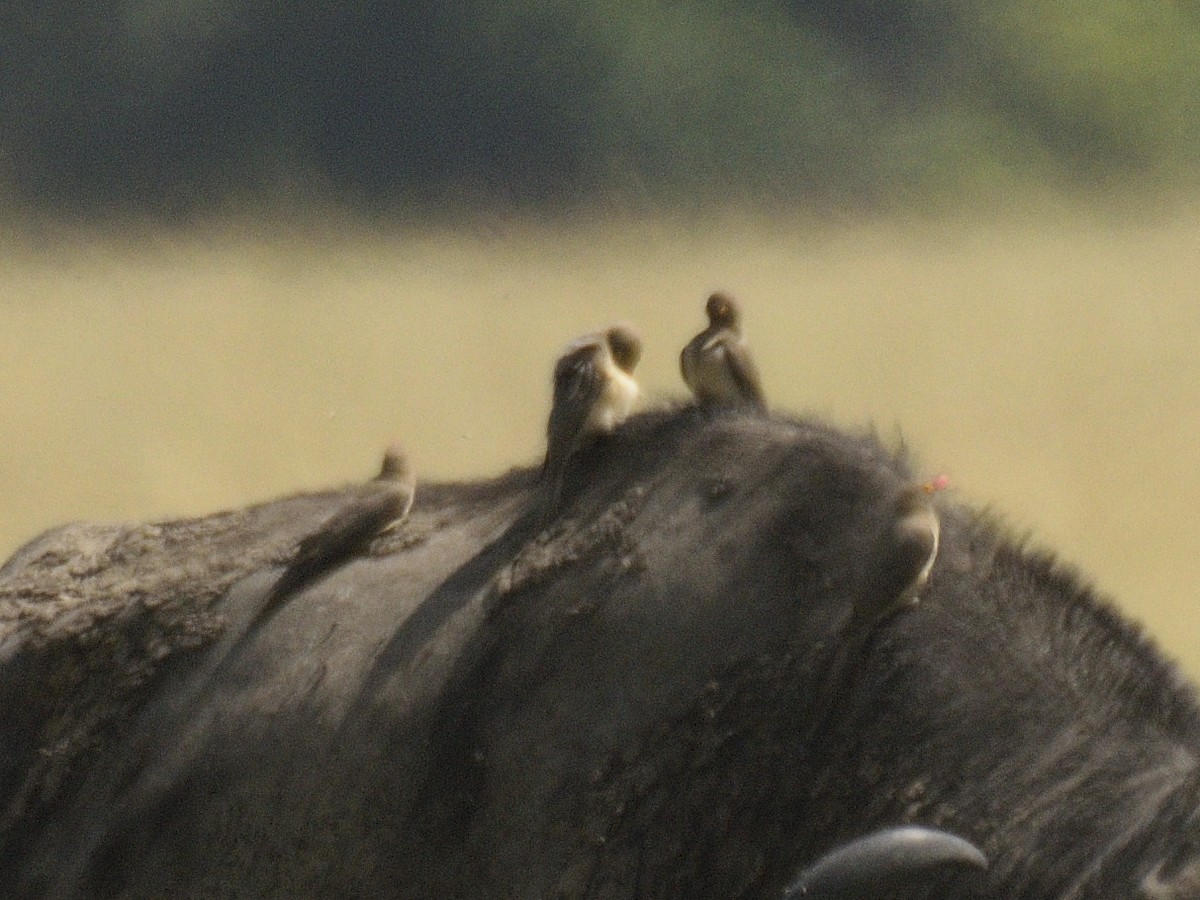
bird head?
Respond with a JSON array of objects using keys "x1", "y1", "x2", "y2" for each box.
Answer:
[
  {"x1": 606, "y1": 324, "x2": 643, "y2": 374},
  {"x1": 705, "y1": 291, "x2": 742, "y2": 328},
  {"x1": 377, "y1": 443, "x2": 412, "y2": 481}
]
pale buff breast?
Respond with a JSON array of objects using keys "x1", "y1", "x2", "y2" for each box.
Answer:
[{"x1": 585, "y1": 363, "x2": 640, "y2": 434}]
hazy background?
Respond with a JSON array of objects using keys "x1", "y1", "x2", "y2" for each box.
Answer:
[{"x1": 1, "y1": 1, "x2": 1198, "y2": 672}]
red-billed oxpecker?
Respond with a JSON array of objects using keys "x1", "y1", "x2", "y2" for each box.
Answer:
[
  {"x1": 680, "y1": 291, "x2": 767, "y2": 411},
  {"x1": 254, "y1": 443, "x2": 416, "y2": 625},
  {"x1": 541, "y1": 324, "x2": 642, "y2": 518}
]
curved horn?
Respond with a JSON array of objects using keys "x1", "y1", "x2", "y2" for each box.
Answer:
[{"x1": 781, "y1": 825, "x2": 987, "y2": 899}]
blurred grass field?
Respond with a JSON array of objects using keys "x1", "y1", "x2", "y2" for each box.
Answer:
[{"x1": 1, "y1": 201, "x2": 1198, "y2": 674}]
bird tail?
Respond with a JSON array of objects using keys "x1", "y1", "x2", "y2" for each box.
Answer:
[{"x1": 539, "y1": 453, "x2": 569, "y2": 527}]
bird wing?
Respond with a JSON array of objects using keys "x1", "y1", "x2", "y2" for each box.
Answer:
[
  {"x1": 292, "y1": 483, "x2": 411, "y2": 566},
  {"x1": 543, "y1": 340, "x2": 605, "y2": 474},
  {"x1": 679, "y1": 332, "x2": 703, "y2": 394},
  {"x1": 257, "y1": 481, "x2": 412, "y2": 623},
  {"x1": 713, "y1": 333, "x2": 767, "y2": 409}
]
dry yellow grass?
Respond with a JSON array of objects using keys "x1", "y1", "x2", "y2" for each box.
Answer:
[{"x1": 2, "y1": 200, "x2": 1198, "y2": 674}]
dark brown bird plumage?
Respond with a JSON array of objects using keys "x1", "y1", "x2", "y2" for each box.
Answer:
[
  {"x1": 541, "y1": 324, "x2": 642, "y2": 518},
  {"x1": 253, "y1": 443, "x2": 416, "y2": 626},
  {"x1": 680, "y1": 292, "x2": 767, "y2": 410}
]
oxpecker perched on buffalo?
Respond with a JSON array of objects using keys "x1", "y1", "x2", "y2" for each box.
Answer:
[
  {"x1": 680, "y1": 291, "x2": 767, "y2": 411},
  {"x1": 253, "y1": 442, "x2": 416, "y2": 625},
  {"x1": 542, "y1": 324, "x2": 642, "y2": 516},
  {"x1": 842, "y1": 483, "x2": 941, "y2": 638}
]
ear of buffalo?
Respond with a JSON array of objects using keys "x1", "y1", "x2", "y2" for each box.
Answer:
[{"x1": 781, "y1": 825, "x2": 988, "y2": 899}]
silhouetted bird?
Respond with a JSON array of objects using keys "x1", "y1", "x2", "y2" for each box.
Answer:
[
  {"x1": 542, "y1": 324, "x2": 642, "y2": 517},
  {"x1": 253, "y1": 443, "x2": 416, "y2": 625},
  {"x1": 680, "y1": 291, "x2": 766, "y2": 410}
]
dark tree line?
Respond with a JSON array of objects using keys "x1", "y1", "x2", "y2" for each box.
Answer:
[{"x1": 0, "y1": 0, "x2": 1196, "y2": 217}]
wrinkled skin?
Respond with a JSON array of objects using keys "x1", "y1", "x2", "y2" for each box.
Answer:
[{"x1": 1, "y1": 409, "x2": 1198, "y2": 898}]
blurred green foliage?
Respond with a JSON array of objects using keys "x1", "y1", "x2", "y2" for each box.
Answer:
[{"x1": 1, "y1": 0, "x2": 1196, "y2": 215}]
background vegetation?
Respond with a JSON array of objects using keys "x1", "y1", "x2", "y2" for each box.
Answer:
[{"x1": 1, "y1": 0, "x2": 1198, "y2": 215}]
